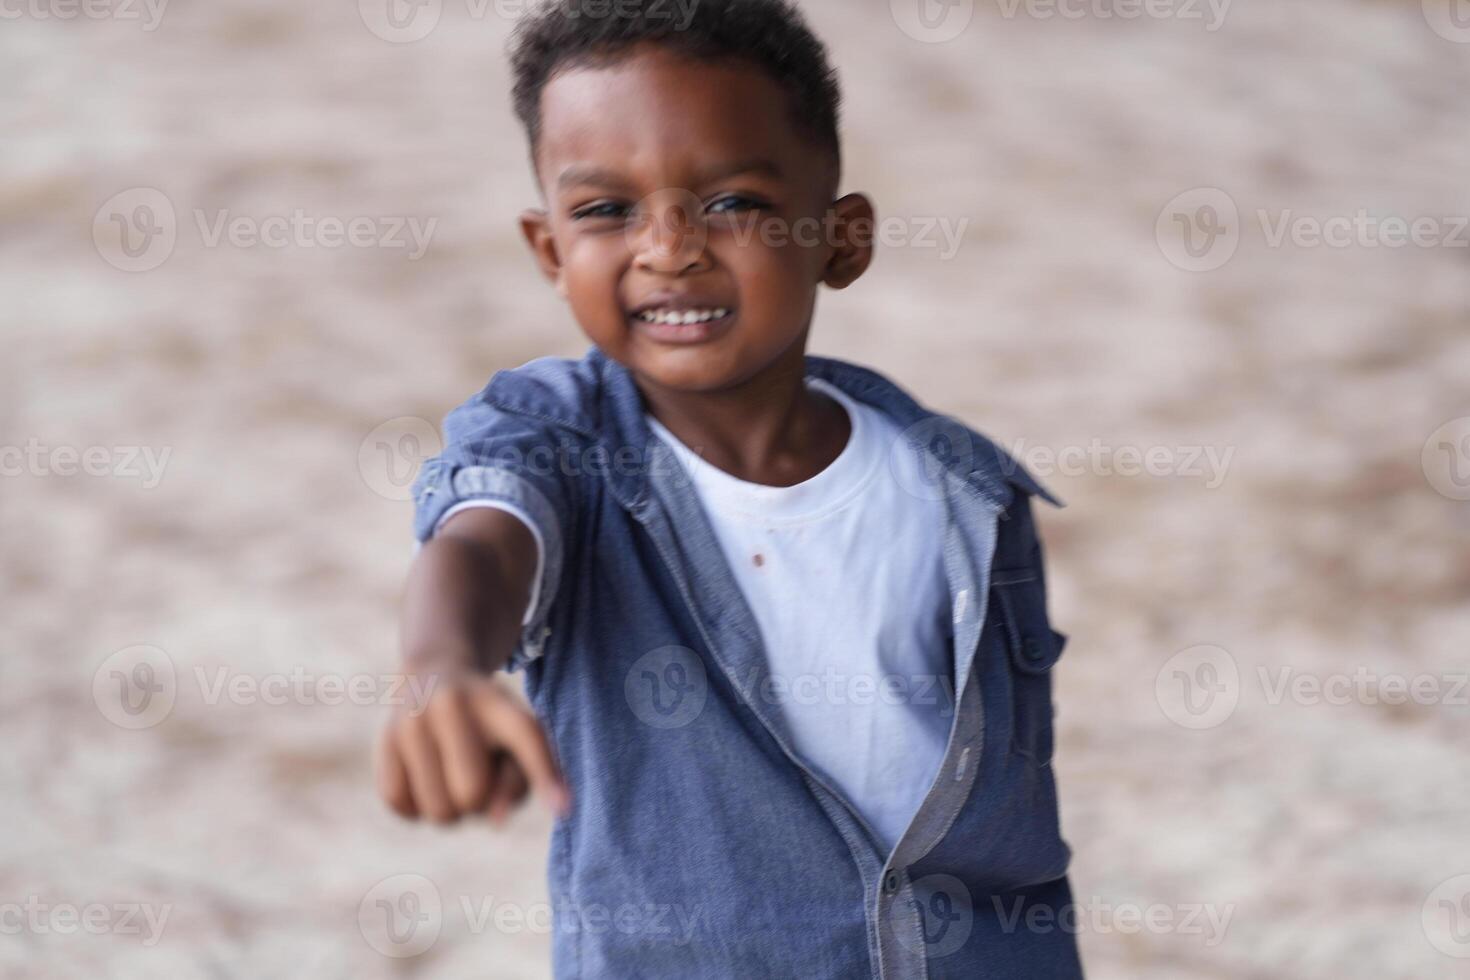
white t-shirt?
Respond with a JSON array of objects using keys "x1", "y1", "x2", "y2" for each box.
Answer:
[
  {"x1": 433, "y1": 377, "x2": 956, "y2": 851},
  {"x1": 647, "y1": 378, "x2": 953, "y2": 851}
]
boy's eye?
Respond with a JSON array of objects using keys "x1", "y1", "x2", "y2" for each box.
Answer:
[
  {"x1": 571, "y1": 201, "x2": 630, "y2": 221},
  {"x1": 706, "y1": 195, "x2": 766, "y2": 215}
]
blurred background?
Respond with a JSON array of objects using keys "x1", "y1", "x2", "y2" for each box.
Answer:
[{"x1": 4, "y1": 0, "x2": 1469, "y2": 976}]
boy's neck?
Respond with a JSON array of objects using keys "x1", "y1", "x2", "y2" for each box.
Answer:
[{"x1": 631, "y1": 343, "x2": 851, "y2": 488}]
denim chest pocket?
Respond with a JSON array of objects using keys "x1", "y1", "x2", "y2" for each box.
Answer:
[{"x1": 991, "y1": 570, "x2": 1068, "y2": 766}]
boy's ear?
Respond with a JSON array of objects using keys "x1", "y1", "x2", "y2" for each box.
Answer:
[
  {"x1": 519, "y1": 208, "x2": 568, "y2": 297},
  {"x1": 821, "y1": 193, "x2": 876, "y2": 290}
]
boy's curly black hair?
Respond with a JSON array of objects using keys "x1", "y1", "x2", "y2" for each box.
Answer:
[{"x1": 509, "y1": 0, "x2": 841, "y2": 169}]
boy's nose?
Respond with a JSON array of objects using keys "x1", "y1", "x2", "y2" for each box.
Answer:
[{"x1": 629, "y1": 190, "x2": 712, "y2": 275}]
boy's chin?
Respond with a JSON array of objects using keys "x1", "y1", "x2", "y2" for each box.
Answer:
[{"x1": 597, "y1": 340, "x2": 756, "y2": 395}]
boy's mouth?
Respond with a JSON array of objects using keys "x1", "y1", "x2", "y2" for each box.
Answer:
[{"x1": 627, "y1": 298, "x2": 736, "y2": 344}]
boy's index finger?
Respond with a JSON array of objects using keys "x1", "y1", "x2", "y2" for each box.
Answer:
[{"x1": 467, "y1": 682, "x2": 571, "y2": 817}]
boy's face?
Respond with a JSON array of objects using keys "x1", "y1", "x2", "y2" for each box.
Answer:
[{"x1": 520, "y1": 46, "x2": 873, "y2": 394}]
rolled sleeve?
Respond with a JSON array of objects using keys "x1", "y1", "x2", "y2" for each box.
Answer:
[{"x1": 410, "y1": 398, "x2": 578, "y2": 668}]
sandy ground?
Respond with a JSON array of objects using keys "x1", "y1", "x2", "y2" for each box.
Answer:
[{"x1": 3, "y1": 0, "x2": 1469, "y2": 976}]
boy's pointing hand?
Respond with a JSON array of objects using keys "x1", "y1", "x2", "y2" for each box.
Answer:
[{"x1": 376, "y1": 674, "x2": 571, "y2": 827}]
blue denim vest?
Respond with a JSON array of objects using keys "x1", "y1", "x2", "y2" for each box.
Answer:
[{"x1": 412, "y1": 347, "x2": 1082, "y2": 979}]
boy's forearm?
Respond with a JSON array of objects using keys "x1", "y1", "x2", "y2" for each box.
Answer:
[{"x1": 400, "y1": 529, "x2": 533, "y2": 675}]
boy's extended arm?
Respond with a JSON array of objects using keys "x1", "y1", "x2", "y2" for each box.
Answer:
[
  {"x1": 401, "y1": 508, "x2": 537, "y2": 675},
  {"x1": 376, "y1": 508, "x2": 570, "y2": 827}
]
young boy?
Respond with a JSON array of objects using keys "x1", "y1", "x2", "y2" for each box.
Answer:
[{"x1": 376, "y1": 1, "x2": 1082, "y2": 975}]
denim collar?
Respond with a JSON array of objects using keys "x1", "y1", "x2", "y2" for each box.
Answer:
[{"x1": 484, "y1": 346, "x2": 1061, "y2": 515}]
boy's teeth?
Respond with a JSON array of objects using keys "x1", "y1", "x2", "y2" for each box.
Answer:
[{"x1": 637, "y1": 307, "x2": 729, "y2": 325}]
